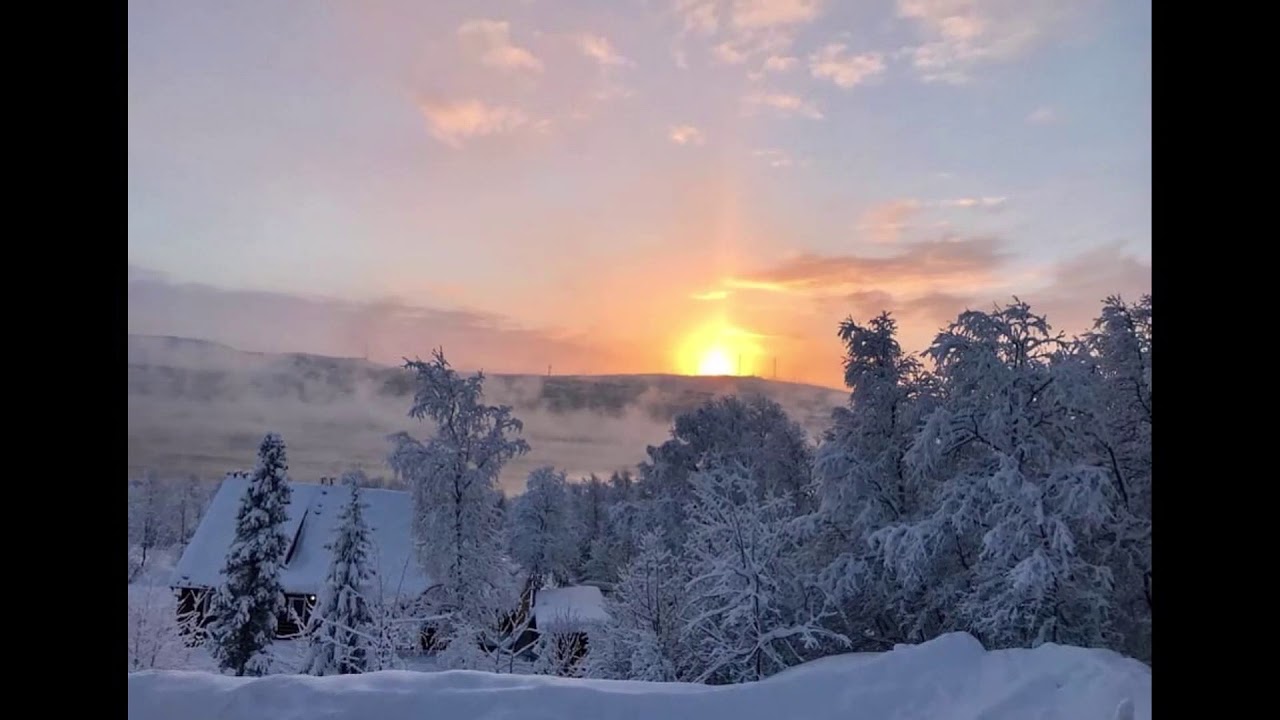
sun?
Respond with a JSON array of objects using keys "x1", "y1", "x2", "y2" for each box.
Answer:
[
  {"x1": 676, "y1": 322, "x2": 763, "y2": 377},
  {"x1": 696, "y1": 346, "x2": 735, "y2": 376}
]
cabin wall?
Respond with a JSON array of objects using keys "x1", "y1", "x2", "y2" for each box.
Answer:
[{"x1": 173, "y1": 587, "x2": 316, "y2": 640}]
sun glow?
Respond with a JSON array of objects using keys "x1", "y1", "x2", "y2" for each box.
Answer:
[
  {"x1": 697, "y1": 346, "x2": 735, "y2": 376},
  {"x1": 677, "y1": 322, "x2": 765, "y2": 377}
]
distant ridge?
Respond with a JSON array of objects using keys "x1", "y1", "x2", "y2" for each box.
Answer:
[{"x1": 127, "y1": 334, "x2": 847, "y2": 491}]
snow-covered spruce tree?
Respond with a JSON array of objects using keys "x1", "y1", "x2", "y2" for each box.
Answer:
[
  {"x1": 206, "y1": 434, "x2": 293, "y2": 676},
  {"x1": 640, "y1": 396, "x2": 813, "y2": 552},
  {"x1": 303, "y1": 480, "x2": 376, "y2": 675},
  {"x1": 874, "y1": 300, "x2": 1123, "y2": 651},
  {"x1": 805, "y1": 312, "x2": 937, "y2": 648},
  {"x1": 683, "y1": 461, "x2": 845, "y2": 684},
  {"x1": 510, "y1": 467, "x2": 580, "y2": 588},
  {"x1": 387, "y1": 349, "x2": 529, "y2": 655},
  {"x1": 596, "y1": 530, "x2": 692, "y2": 681}
]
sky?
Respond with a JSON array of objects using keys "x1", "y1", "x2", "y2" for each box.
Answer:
[{"x1": 128, "y1": 0, "x2": 1151, "y2": 388}]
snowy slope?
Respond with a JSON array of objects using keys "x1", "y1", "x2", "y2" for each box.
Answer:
[{"x1": 128, "y1": 632, "x2": 1150, "y2": 720}]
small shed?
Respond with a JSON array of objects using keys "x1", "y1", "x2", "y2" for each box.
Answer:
[
  {"x1": 530, "y1": 585, "x2": 611, "y2": 671},
  {"x1": 170, "y1": 476, "x2": 430, "y2": 637}
]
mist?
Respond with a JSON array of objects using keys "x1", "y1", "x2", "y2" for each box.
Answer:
[{"x1": 128, "y1": 335, "x2": 847, "y2": 493}]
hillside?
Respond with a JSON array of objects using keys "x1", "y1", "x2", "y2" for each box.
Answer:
[{"x1": 127, "y1": 335, "x2": 847, "y2": 491}]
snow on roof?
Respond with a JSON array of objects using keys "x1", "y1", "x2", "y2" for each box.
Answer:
[
  {"x1": 533, "y1": 585, "x2": 610, "y2": 631},
  {"x1": 171, "y1": 477, "x2": 431, "y2": 600}
]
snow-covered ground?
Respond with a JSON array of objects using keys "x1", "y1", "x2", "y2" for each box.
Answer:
[{"x1": 128, "y1": 632, "x2": 1150, "y2": 720}]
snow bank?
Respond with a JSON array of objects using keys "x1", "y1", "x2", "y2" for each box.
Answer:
[{"x1": 128, "y1": 632, "x2": 1150, "y2": 720}]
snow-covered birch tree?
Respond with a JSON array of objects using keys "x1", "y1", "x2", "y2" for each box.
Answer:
[
  {"x1": 596, "y1": 530, "x2": 692, "y2": 681},
  {"x1": 873, "y1": 300, "x2": 1124, "y2": 651},
  {"x1": 806, "y1": 312, "x2": 936, "y2": 647},
  {"x1": 387, "y1": 349, "x2": 529, "y2": 650},
  {"x1": 510, "y1": 467, "x2": 580, "y2": 588},
  {"x1": 683, "y1": 461, "x2": 845, "y2": 683},
  {"x1": 640, "y1": 396, "x2": 813, "y2": 552}
]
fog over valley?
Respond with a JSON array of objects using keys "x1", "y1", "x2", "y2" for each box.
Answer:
[{"x1": 128, "y1": 334, "x2": 847, "y2": 492}]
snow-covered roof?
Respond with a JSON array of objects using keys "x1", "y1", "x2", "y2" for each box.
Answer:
[
  {"x1": 171, "y1": 476, "x2": 431, "y2": 600},
  {"x1": 533, "y1": 585, "x2": 610, "y2": 631}
]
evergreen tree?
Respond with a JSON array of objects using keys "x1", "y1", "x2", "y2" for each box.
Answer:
[
  {"x1": 206, "y1": 434, "x2": 293, "y2": 676},
  {"x1": 304, "y1": 480, "x2": 376, "y2": 675}
]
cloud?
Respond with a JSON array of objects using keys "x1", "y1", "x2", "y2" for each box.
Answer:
[
  {"x1": 127, "y1": 266, "x2": 608, "y2": 374},
  {"x1": 809, "y1": 44, "x2": 886, "y2": 88},
  {"x1": 577, "y1": 34, "x2": 631, "y2": 67},
  {"x1": 457, "y1": 19, "x2": 543, "y2": 73},
  {"x1": 1027, "y1": 105, "x2": 1057, "y2": 124},
  {"x1": 732, "y1": 0, "x2": 824, "y2": 29},
  {"x1": 691, "y1": 290, "x2": 729, "y2": 301},
  {"x1": 939, "y1": 196, "x2": 1007, "y2": 209},
  {"x1": 857, "y1": 199, "x2": 921, "y2": 244},
  {"x1": 763, "y1": 55, "x2": 798, "y2": 72},
  {"x1": 713, "y1": 41, "x2": 749, "y2": 64},
  {"x1": 896, "y1": 0, "x2": 1065, "y2": 83},
  {"x1": 420, "y1": 100, "x2": 528, "y2": 148},
  {"x1": 674, "y1": 0, "x2": 720, "y2": 35},
  {"x1": 726, "y1": 235, "x2": 1006, "y2": 296},
  {"x1": 743, "y1": 91, "x2": 823, "y2": 119},
  {"x1": 1021, "y1": 243, "x2": 1151, "y2": 333},
  {"x1": 669, "y1": 125, "x2": 706, "y2": 145},
  {"x1": 752, "y1": 148, "x2": 794, "y2": 167}
]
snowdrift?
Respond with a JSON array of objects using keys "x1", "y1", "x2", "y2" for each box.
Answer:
[{"x1": 127, "y1": 632, "x2": 1150, "y2": 720}]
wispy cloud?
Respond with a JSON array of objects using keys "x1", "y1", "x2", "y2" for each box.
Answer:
[
  {"x1": 763, "y1": 54, "x2": 798, "y2": 72},
  {"x1": 669, "y1": 125, "x2": 706, "y2": 145},
  {"x1": 1026, "y1": 105, "x2": 1057, "y2": 124},
  {"x1": 857, "y1": 199, "x2": 921, "y2": 244},
  {"x1": 753, "y1": 148, "x2": 794, "y2": 167},
  {"x1": 578, "y1": 34, "x2": 631, "y2": 67},
  {"x1": 458, "y1": 19, "x2": 543, "y2": 73},
  {"x1": 420, "y1": 100, "x2": 529, "y2": 148},
  {"x1": 690, "y1": 289, "x2": 729, "y2": 301},
  {"x1": 743, "y1": 91, "x2": 823, "y2": 119},
  {"x1": 732, "y1": 0, "x2": 824, "y2": 30},
  {"x1": 896, "y1": 0, "x2": 1064, "y2": 84},
  {"x1": 726, "y1": 236, "x2": 1006, "y2": 296},
  {"x1": 809, "y1": 44, "x2": 885, "y2": 88},
  {"x1": 713, "y1": 41, "x2": 749, "y2": 64},
  {"x1": 939, "y1": 196, "x2": 1007, "y2": 209},
  {"x1": 674, "y1": 0, "x2": 720, "y2": 35}
]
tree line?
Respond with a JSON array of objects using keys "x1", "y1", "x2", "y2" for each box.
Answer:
[{"x1": 133, "y1": 294, "x2": 1151, "y2": 679}]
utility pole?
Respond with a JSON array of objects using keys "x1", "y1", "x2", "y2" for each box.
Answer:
[
  {"x1": 773, "y1": 357, "x2": 777, "y2": 380},
  {"x1": 737, "y1": 354, "x2": 742, "y2": 376}
]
